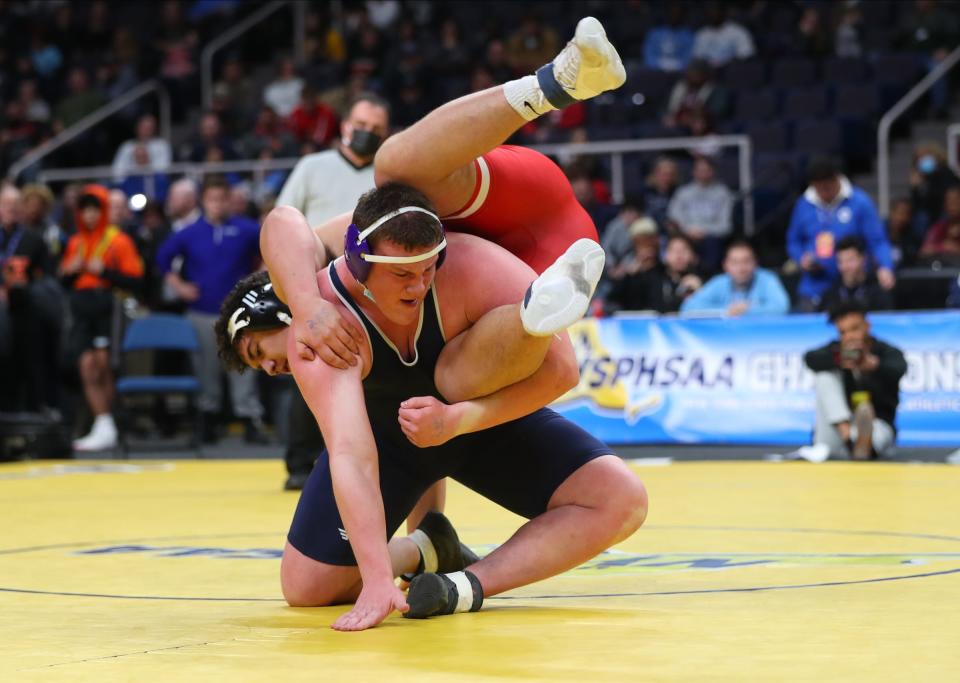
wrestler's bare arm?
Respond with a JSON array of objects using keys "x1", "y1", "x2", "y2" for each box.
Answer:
[
  {"x1": 260, "y1": 206, "x2": 363, "y2": 368},
  {"x1": 288, "y1": 327, "x2": 407, "y2": 630}
]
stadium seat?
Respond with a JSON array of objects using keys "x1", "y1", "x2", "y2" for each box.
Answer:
[
  {"x1": 744, "y1": 121, "x2": 791, "y2": 154},
  {"x1": 833, "y1": 83, "x2": 881, "y2": 120},
  {"x1": 872, "y1": 52, "x2": 923, "y2": 87},
  {"x1": 792, "y1": 119, "x2": 842, "y2": 155},
  {"x1": 114, "y1": 314, "x2": 202, "y2": 457},
  {"x1": 720, "y1": 60, "x2": 767, "y2": 90},
  {"x1": 770, "y1": 58, "x2": 817, "y2": 88},
  {"x1": 782, "y1": 86, "x2": 829, "y2": 119},
  {"x1": 822, "y1": 57, "x2": 869, "y2": 85},
  {"x1": 735, "y1": 90, "x2": 779, "y2": 122}
]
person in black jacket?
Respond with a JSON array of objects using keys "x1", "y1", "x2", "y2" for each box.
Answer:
[
  {"x1": 0, "y1": 183, "x2": 53, "y2": 412},
  {"x1": 803, "y1": 301, "x2": 907, "y2": 460},
  {"x1": 818, "y1": 236, "x2": 894, "y2": 313}
]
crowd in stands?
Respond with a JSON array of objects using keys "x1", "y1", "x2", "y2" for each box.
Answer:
[{"x1": 1, "y1": 0, "x2": 959, "y2": 452}]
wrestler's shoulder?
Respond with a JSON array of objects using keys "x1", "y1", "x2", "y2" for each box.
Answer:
[{"x1": 444, "y1": 232, "x2": 518, "y2": 265}]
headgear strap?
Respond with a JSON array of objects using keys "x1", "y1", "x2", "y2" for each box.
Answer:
[{"x1": 353, "y1": 206, "x2": 447, "y2": 265}]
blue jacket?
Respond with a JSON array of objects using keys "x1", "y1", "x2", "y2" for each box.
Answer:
[
  {"x1": 643, "y1": 26, "x2": 695, "y2": 72},
  {"x1": 156, "y1": 215, "x2": 261, "y2": 314},
  {"x1": 787, "y1": 178, "x2": 892, "y2": 301},
  {"x1": 680, "y1": 268, "x2": 790, "y2": 315}
]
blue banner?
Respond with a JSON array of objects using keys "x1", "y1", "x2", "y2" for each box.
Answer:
[{"x1": 552, "y1": 311, "x2": 960, "y2": 447}]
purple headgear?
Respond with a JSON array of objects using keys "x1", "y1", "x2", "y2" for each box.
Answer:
[{"x1": 343, "y1": 206, "x2": 446, "y2": 283}]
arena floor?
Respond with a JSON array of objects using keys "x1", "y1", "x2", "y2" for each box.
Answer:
[{"x1": 2, "y1": 458, "x2": 958, "y2": 682}]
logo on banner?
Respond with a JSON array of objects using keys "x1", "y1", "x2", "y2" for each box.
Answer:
[{"x1": 555, "y1": 320, "x2": 733, "y2": 423}]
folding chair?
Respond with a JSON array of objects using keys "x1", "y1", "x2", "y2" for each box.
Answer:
[{"x1": 114, "y1": 313, "x2": 202, "y2": 457}]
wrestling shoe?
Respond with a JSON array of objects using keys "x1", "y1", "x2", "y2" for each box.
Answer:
[
  {"x1": 401, "y1": 511, "x2": 479, "y2": 582},
  {"x1": 404, "y1": 570, "x2": 484, "y2": 619},
  {"x1": 539, "y1": 16, "x2": 625, "y2": 107},
  {"x1": 521, "y1": 238, "x2": 605, "y2": 336}
]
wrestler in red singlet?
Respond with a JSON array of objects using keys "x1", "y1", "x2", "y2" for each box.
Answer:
[{"x1": 442, "y1": 146, "x2": 599, "y2": 274}]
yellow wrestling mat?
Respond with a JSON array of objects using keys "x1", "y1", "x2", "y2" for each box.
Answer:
[{"x1": 2, "y1": 459, "x2": 958, "y2": 682}]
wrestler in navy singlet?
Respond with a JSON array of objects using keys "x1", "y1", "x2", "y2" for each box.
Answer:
[{"x1": 287, "y1": 261, "x2": 612, "y2": 566}]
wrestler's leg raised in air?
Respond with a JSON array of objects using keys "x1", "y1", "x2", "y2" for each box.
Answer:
[{"x1": 375, "y1": 16, "x2": 626, "y2": 219}]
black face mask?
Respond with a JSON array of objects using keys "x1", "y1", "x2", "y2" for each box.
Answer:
[{"x1": 348, "y1": 129, "x2": 382, "y2": 158}]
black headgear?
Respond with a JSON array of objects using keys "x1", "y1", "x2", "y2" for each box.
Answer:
[{"x1": 227, "y1": 281, "x2": 291, "y2": 343}]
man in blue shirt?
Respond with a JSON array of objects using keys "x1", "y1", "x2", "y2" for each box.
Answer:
[
  {"x1": 681, "y1": 239, "x2": 789, "y2": 316},
  {"x1": 643, "y1": 5, "x2": 695, "y2": 72},
  {"x1": 156, "y1": 175, "x2": 266, "y2": 443},
  {"x1": 787, "y1": 158, "x2": 895, "y2": 311}
]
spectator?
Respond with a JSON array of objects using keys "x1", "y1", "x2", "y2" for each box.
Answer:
[
  {"x1": 681, "y1": 240, "x2": 789, "y2": 316},
  {"x1": 184, "y1": 112, "x2": 236, "y2": 163},
  {"x1": 274, "y1": 93, "x2": 391, "y2": 490},
  {"x1": 0, "y1": 183, "x2": 53, "y2": 412},
  {"x1": 108, "y1": 189, "x2": 135, "y2": 233},
  {"x1": 803, "y1": 301, "x2": 907, "y2": 460},
  {"x1": 505, "y1": 14, "x2": 559, "y2": 76},
  {"x1": 53, "y1": 67, "x2": 105, "y2": 132},
  {"x1": 130, "y1": 200, "x2": 171, "y2": 310},
  {"x1": 263, "y1": 56, "x2": 304, "y2": 118},
  {"x1": 643, "y1": 156, "x2": 681, "y2": 231},
  {"x1": 793, "y1": 6, "x2": 831, "y2": 59},
  {"x1": 156, "y1": 176, "x2": 267, "y2": 445},
  {"x1": 918, "y1": 185, "x2": 960, "y2": 265},
  {"x1": 886, "y1": 197, "x2": 920, "y2": 269},
  {"x1": 643, "y1": 5, "x2": 695, "y2": 72},
  {"x1": 787, "y1": 157, "x2": 894, "y2": 311},
  {"x1": 16, "y1": 79, "x2": 50, "y2": 124},
  {"x1": 667, "y1": 155, "x2": 734, "y2": 271},
  {"x1": 112, "y1": 114, "x2": 172, "y2": 182},
  {"x1": 213, "y1": 55, "x2": 258, "y2": 131},
  {"x1": 607, "y1": 232, "x2": 703, "y2": 314},
  {"x1": 287, "y1": 84, "x2": 339, "y2": 148},
  {"x1": 597, "y1": 198, "x2": 646, "y2": 298},
  {"x1": 165, "y1": 178, "x2": 200, "y2": 232},
  {"x1": 240, "y1": 105, "x2": 297, "y2": 160},
  {"x1": 569, "y1": 171, "x2": 618, "y2": 239},
  {"x1": 834, "y1": 3, "x2": 863, "y2": 58},
  {"x1": 60, "y1": 185, "x2": 144, "y2": 451},
  {"x1": 277, "y1": 93, "x2": 390, "y2": 226},
  {"x1": 662, "y1": 59, "x2": 728, "y2": 133},
  {"x1": 117, "y1": 143, "x2": 171, "y2": 204},
  {"x1": 909, "y1": 143, "x2": 959, "y2": 236},
  {"x1": 21, "y1": 184, "x2": 66, "y2": 261},
  {"x1": 692, "y1": 2, "x2": 756, "y2": 68},
  {"x1": 819, "y1": 237, "x2": 895, "y2": 313}
]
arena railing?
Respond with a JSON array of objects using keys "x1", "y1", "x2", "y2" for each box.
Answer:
[
  {"x1": 877, "y1": 46, "x2": 960, "y2": 218},
  {"x1": 200, "y1": 0, "x2": 308, "y2": 110},
  {"x1": 33, "y1": 135, "x2": 755, "y2": 234},
  {"x1": 6, "y1": 80, "x2": 171, "y2": 184},
  {"x1": 530, "y1": 135, "x2": 755, "y2": 235},
  {"x1": 948, "y1": 123, "x2": 960, "y2": 177}
]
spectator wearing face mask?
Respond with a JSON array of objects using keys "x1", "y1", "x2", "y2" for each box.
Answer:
[
  {"x1": 275, "y1": 93, "x2": 390, "y2": 227},
  {"x1": 909, "y1": 143, "x2": 959, "y2": 237}
]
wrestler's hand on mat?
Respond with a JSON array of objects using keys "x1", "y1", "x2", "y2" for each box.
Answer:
[
  {"x1": 398, "y1": 396, "x2": 464, "y2": 447},
  {"x1": 293, "y1": 296, "x2": 363, "y2": 369},
  {"x1": 332, "y1": 581, "x2": 409, "y2": 631}
]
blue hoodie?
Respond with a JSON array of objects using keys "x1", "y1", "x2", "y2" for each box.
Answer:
[{"x1": 787, "y1": 176, "x2": 892, "y2": 302}]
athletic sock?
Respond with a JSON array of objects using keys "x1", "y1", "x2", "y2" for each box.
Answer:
[
  {"x1": 399, "y1": 528, "x2": 437, "y2": 582},
  {"x1": 503, "y1": 74, "x2": 556, "y2": 121}
]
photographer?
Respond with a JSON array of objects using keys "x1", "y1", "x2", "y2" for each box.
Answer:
[{"x1": 803, "y1": 302, "x2": 907, "y2": 460}]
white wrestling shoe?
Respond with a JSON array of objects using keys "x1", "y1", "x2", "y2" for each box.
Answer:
[
  {"x1": 72, "y1": 414, "x2": 118, "y2": 452},
  {"x1": 543, "y1": 16, "x2": 626, "y2": 104},
  {"x1": 521, "y1": 238, "x2": 605, "y2": 337}
]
